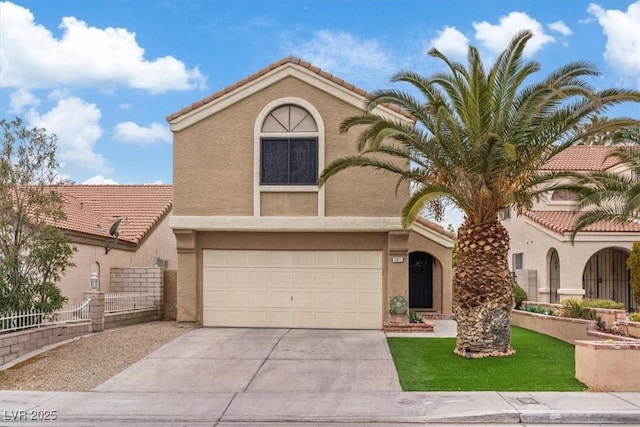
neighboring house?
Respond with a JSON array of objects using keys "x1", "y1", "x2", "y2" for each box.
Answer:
[
  {"x1": 51, "y1": 185, "x2": 175, "y2": 304},
  {"x1": 502, "y1": 146, "x2": 640, "y2": 311},
  {"x1": 167, "y1": 57, "x2": 455, "y2": 329}
]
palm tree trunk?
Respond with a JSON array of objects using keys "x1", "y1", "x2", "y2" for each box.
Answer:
[{"x1": 453, "y1": 220, "x2": 515, "y2": 357}]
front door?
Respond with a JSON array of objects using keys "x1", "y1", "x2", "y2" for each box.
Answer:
[{"x1": 409, "y1": 252, "x2": 433, "y2": 309}]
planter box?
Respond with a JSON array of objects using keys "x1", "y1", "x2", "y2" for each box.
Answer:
[
  {"x1": 383, "y1": 321, "x2": 434, "y2": 333},
  {"x1": 613, "y1": 320, "x2": 640, "y2": 339},
  {"x1": 512, "y1": 310, "x2": 596, "y2": 344},
  {"x1": 520, "y1": 301, "x2": 627, "y2": 332},
  {"x1": 575, "y1": 340, "x2": 640, "y2": 391}
]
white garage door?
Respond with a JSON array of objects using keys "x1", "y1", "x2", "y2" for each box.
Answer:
[{"x1": 203, "y1": 250, "x2": 382, "y2": 329}]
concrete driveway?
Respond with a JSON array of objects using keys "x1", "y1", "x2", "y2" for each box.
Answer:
[{"x1": 94, "y1": 327, "x2": 401, "y2": 393}]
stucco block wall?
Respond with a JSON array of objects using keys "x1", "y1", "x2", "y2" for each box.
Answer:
[
  {"x1": 575, "y1": 341, "x2": 640, "y2": 391},
  {"x1": 104, "y1": 308, "x2": 158, "y2": 330},
  {"x1": 0, "y1": 322, "x2": 91, "y2": 367},
  {"x1": 511, "y1": 310, "x2": 595, "y2": 343},
  {"x1": 110, "y1": 267, "x2": 164, "y2": 318}
]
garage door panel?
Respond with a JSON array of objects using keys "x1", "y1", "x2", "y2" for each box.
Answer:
[
  {"x1": 359, "y1": 271, "x2": 382, "y2": 285},
  {"x1": 359, "y1": 292, "x2": 382, "y2": 307},
  {"x1": 248, "y1": 291, "x2": 269, "y2": 306},
  {"x1": 269, "y1": 311, "x2": 293, "y2": 327},
  {"x1": 358, "y1": 252, "x2": 382, "y2": 266},
  {"x1": 228, "y1": 271, "x2": 249, "y2": 283},
  {"x1": 247, "y1": 311, "x2": 269, "y2": 325},
  {"x1": 292, "y1": 252, "x2": 314, "y2": 266},
  {"x1": 271, "y1": 271, "x2": 292, "y2": 284},
  {"x1": 203, "y1": 250, "x2": 382, "y2": 329}
]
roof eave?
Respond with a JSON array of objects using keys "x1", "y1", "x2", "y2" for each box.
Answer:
[{"x1": 167, "y1": 57, "x2": 412, "y2": 132}]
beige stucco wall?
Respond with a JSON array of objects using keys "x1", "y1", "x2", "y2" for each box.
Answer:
[
  {"x1": 575, "y1": 342, "x2": 640, "y2": 391},
  {"x1": 503, "y1": 215, "x2": 637, "y2": 302},
  {"x1": 172, "y1": 75, "x2": 408, "y2": 218},
  {"x1": 511, "y1": 310, "x2": 595, "y2": 343},
  {"x1": 57, "y1": 214, "x2": 177, "y2": 305},
  {"x1": 174, "y1": 229, "x2": 453, "y2": 325},
  {"x1": 261, "y1": 192, "x2": 317, "y2": 216}
]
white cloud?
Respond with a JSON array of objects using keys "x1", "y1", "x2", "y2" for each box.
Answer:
[
  {"x1": 0, "y1": 1, "x2": 206, "y2": 93},
  {"x1": 428, "y1": 26, "x2": 469, "y2": 59},
  {"x1": 289, "y1": 30, "x2": 393, "y2": 83},
  {"x1": 473, "y1": 12, "x2": 555, "y2": 57},
  {"x1": 83, "y1": 175, "x2": 119, "y2": 185},
  {"x1": 113, "y1": 121, "x2": 172, "y2": 145},
  {"x1": 8, "y1": 88, "x2": 40, "y2": 114},
  {"x1": 548, "y1": 21, "x2": 573, "y2": 36},
  {"x1": 588, "y1": 1, "x2": 640, "y2": 87},
  {"x1": 26, "y1": 94, "x2": 111, "y2": 175}
]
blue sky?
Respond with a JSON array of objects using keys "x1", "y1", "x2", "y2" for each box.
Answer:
[{"x1": 1, "y1": 0, "x2": 639, "y2": 190}]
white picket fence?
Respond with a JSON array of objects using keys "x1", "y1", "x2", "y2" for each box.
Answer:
[
  {"x1": 105, "y1": 292, "x2": 155, "y2": 313},
  {"x1": 0, "y1": 299, "x2": 91, "y2": 333}
]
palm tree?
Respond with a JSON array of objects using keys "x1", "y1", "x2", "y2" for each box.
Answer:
[
  {"x1": 571, "y1": 143, "x2": 640, "y2": 240},
  {"x1": 319, "y1": 31, "x2": 640, "y2": 357},
  {"x1": 577, "y1": 116, "x2": 639, "y2": 145}
]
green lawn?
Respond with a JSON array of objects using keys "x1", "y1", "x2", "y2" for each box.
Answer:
[{"x1": 387, "y1": 326, "x2": 586, "y2": 391}]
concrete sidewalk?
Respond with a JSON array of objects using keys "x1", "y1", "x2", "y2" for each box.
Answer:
[
  {"x1": 1, "y1": 322, "x2": 639, "y2": 425},
  {"x1": 2, "y1": 389, "x2": 639, "y2": 425}
]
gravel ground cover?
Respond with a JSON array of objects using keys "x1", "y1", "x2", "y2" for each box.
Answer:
[{"x1": 0, "y1": 321, "x2": 196, "y2": 391}]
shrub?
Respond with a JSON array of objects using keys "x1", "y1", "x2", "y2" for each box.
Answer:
[
  {"x1": 409, "y1": 310, "x2": 422, "y2": 323},
  {"x1": 628, "y1": 312, "x2": 640, "y2": 323},
  {"x1": 628, "y1": 242, "x2": 640, "y2": 306},
  {"x1": 561, "y1": 299, "x2": 588, "y2": 319},
  {"x1": 513, "y1": 282, "x2": 528, "y2": 309},
  {"x1": 581, "y1": 299, "x2": 625, "y2": 310}
]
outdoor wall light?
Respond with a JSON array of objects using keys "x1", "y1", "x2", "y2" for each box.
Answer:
[
  {"x1": 90, "y1": 272, "x2": 100, "y2": 290},
  {"x1": 465, "y1": 347, "x2": 472, "y2": 359}
]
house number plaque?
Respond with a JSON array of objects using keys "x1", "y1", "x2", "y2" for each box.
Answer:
[{"x1": 392, "y1": 256, "x2": 404, "y2": 263}]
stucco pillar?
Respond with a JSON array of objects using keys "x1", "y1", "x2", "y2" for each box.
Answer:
[
  {"x1": 386, "y1": 231, "x2": 410, "y2": 322},
  {"x1": 83, "y1": 291, "x2": 105, "y2": 332},
  {"x1": 174, "y1": 230, "x2": 198, "y2": 323},
  {"x1": 557, "y1": 287, "x2": 586, "y2": 301}
]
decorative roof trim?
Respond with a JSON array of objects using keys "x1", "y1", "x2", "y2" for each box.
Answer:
[{"x1": 167, "y1": 57, "x2": 413, "y2": 131}]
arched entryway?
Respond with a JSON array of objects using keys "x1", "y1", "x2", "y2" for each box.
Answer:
[
  {"x1": 549, "y1": 249, "x2": 560, "y2": 303},
  {"x1": 409, "y1": 251, "x2": 433, "y2": 309},
  {"x1": 583, "y1": 248, "x2": 635, "y2": 311}
]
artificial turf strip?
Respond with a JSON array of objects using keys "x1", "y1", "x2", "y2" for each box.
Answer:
[{"x1": 387, "y1": 326, "x2": 586, "y2": 391}]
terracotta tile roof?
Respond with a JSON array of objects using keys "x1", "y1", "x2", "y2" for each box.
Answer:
[
  {"x1": 540, "y1": 146, "x2": 621, "y2": 171},
  {"x1": 48, "y1": 185, "x2": 172, "y2": 246},
  {"x1": 166, "y1": 56, "x2": 412, "y2": 122},
  {"x1": 524, "y1": 210, "x2": 640, "y2": 234},
  {"x1": 414, "y1": 217, "x2": 457, "y2": 239}
]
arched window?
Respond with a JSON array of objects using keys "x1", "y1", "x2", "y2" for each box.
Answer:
[{"x1": 260, "y1": 105, "x2": 318, "y2": 185}]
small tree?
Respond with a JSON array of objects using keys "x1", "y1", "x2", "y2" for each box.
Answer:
[
  {"x1": 0, "y1": 117, "x2": 75, "y2": 314},
  {"x1": 628, "y1": 242, "x2": 640, "y2": 306}
]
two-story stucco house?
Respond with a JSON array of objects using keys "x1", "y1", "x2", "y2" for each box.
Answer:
[
  {"x1": 167, "y1": 57, "x2": 455, "y2": 329},
  {"x1": 502, "y1": 146, "x2": 640, "y2": 311}
]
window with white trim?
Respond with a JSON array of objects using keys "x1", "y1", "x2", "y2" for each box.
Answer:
[
  {"x1": 512, "y1": 253, "x2": 523, "y2": 270},
  {"x1": 260, "y1": 105, "x2": 318, "y2": 185}
]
